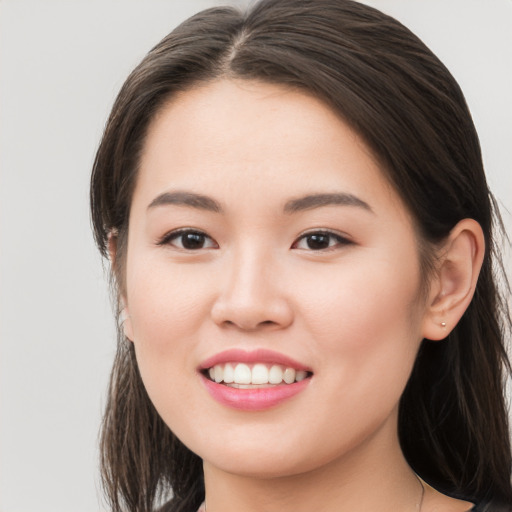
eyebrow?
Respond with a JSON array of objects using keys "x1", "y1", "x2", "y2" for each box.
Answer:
[
  {"x1": 283, "y1": 193, "x2": 373, "y2": 214},
  {"x1": 147, "y1": 190, "x2": 372, "y2": 215},
  {"x1": 147, "y1": 191, "x2": 223, "y2": 213}
]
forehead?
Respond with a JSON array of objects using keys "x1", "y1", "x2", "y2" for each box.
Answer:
[{"x1": 135, "y1": 79, "x2": 408, "y2": 221}]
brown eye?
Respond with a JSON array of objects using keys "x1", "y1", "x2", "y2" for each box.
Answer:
[
  {"x1": 180, "y1": 232, "x2": 207, "y2": 249},
  {"x1": 160, "y1": 229, "x2": 218, "y2": 250},
  {"x1": 305, "y1": 233, "x2": 331, "y2": 250},
  {"x1": 293, "y1": 231, "x2": 351, "y2": 251}
]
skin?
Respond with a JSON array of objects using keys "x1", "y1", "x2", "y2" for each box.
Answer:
[{"x1": 119, "y1": 79, "x2": 483, "y2": 512}]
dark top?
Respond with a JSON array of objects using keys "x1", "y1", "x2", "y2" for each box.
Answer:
[{"x1": 470, "y1": 500, "x2": 512, "y2": 511}]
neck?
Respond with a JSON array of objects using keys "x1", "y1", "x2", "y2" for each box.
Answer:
[{"x1": 203, "y1": 413, "x2": 422, "y2": 512}]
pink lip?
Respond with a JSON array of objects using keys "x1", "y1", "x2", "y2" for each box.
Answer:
[
  {"x1": 201, "y1": 375, "x2": 311, "y2": 411},
  {"x1": 199, "y1": 348, "x2": 311, "y2": 372},
  {"x1": 198, "y1": 349, "x2": 312, "y2": 411}
]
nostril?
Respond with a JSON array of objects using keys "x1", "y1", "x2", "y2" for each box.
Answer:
[
  {"x1": 219, "y1": 319, "x2": 277, "y2": 331},
  {"x1": 210, "y1": 293, "x2": 294, "y2": 331}
]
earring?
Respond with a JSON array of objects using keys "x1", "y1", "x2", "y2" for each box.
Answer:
[{"x1": 441, "y1": 321, "x2": 447, "y2": 328}]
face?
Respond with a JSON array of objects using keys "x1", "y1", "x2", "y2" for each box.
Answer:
[{"x1": 122, "y1": 79, "x2": 429, "y2": 478}]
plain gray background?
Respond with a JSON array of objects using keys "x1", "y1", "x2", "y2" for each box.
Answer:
[{"x1": 1, "y1": 1, "x2": 510, "y2": 511}]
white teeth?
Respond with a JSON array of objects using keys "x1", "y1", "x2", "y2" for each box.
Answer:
[
  {"x1": 295, "y1": 370, "x2": 307, "y2": 382},
  {"x1": 214, "y1": 365, "x2": 223, "y2": 383},
  {"x1": 206, "y1": 363, "x2": 310, "y2": 385},
  {"x1": 268, "y1": 365, "x2": 283, "y2": 384},
  {"x1": 233, "y1": 363, "x2": 252, "y2": 384},
  {"x1": 283, "y1": 368, "x2": 296, "y2": 384},
  {"x1": 223, "y1": 362, "x2": 234, "y2": 383},
  {"x1": 251, "y1": 364, "x2": 269, "y2": 384}
]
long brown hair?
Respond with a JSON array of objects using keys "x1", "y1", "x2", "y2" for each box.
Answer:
[{"x1": 90, "y1": 1, "x2": 512, "y2": 510}]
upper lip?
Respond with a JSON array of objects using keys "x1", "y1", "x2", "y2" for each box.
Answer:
[{"x1": 199, "y1": 348, "x2": 312, "y2": 372}]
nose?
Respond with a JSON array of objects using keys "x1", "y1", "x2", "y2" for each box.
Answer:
[{"x1": 210, "y1": 249, "x2": 294, "y2": 332}]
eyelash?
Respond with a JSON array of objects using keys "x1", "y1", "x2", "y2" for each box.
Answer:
[{"x1": 157, "y1": 229, "x2": 352, "y2": 251}]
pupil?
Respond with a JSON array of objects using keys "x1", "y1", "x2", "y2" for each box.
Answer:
[
  {"x1": 307, "y1": 234, "x2": 329, "y2": 249},
  {"x1": 182, "y1": 232, "x2": 204, "y2": 249}
]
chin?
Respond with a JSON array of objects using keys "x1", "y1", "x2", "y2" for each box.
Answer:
[
  {"x1": 193, "y1": 428, "x2": 350, "y2": 481},
  {"x1": 204, "y1": 452, "x2": 313, "y2": 480}
]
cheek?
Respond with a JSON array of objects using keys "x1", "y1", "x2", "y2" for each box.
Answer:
[
  {"x1": 126, "y1": 256, "x2": 211, "y2": 345},
  {"x1": 124, "y1": 255, "x2": 215, "y2": 400},
  {"x1": 300, "y1": 252, "x2": 423, "y2": 380}
]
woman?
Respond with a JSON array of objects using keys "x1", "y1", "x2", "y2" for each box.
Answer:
[{"x1": 90, "y1": 0, "x2": 512, "y2": 511}]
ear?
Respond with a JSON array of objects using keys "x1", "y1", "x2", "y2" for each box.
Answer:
[
  {"x1": 108, "y1": 230, "x2": 134, "y2": 342},
  {"x1": 422, "y1": 219, "x2": 485, "y2": 341}
]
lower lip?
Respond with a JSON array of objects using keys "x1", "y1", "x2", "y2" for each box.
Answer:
[{"x1": 201, "y1": 375, "x2": 311, "y2": 411}]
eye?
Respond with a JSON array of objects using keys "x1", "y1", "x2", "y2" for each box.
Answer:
[
  {"x1": 292, "y1": 230, "x2": 352, "y2": 251},
  {"x1": 158, "y1": 229, "x2": 218, "y2": 250}
]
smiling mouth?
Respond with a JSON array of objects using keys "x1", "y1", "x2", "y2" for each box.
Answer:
[{"x1": 203, "y1": 362, "x2": 313, "y2": 388}]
